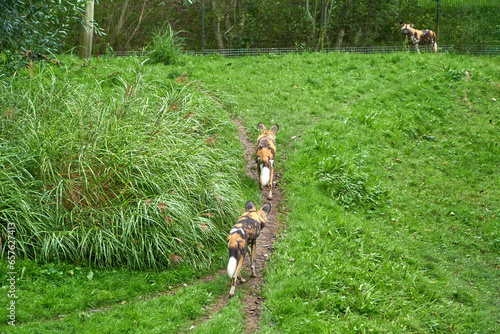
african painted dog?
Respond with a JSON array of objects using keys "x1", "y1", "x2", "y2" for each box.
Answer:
[
  {"x1": 255, "y1": 123, "x2": 279, "y2": 200},
  {"x1": 227, "y1": 201, "x2": 271, "y2": 297},
  {"x1": 400, "y1": 22, "x2": 437, "y2": 54}
]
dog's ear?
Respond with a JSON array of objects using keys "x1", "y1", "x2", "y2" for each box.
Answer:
[
  {"x1": 410, "y1": 23, "x2": 415, "y2": 28},
  {"x1": 245, "y1": 200, "x2": 257, "y2": 212},
  {"x1": 260, "y1": 202, "x2": 271, "y2": 214},
  {"x1": 399, "y1": 21, "x2": 403, "y2": 26},
  {"x1": 270, "y1": 124, "x2": 279, "y2": 135},
  {"x1": 257, "y1": 123, "x2": 266, "y2": 132}
]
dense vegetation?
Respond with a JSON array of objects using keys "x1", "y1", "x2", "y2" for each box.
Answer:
[
  {"x1": 0, "y1": 56, "x2": 243, "y2": 269},
  {"x1": 0, "y1": 51, "x2": 499, "y2": 332},
  {"x1": 0, "y1": 0, "x2": 88, "y2": 75},
  {"x1": 91, "y1": 0, "x2": 499, "y2": 52}
]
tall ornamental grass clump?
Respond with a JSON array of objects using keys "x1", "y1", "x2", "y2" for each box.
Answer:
[
  {"x1": 147, "y1": 24, "x2": 185, "y2": 66},
  {"x1": 0, "y1": 57, "x2": 241, "y2": 269}
]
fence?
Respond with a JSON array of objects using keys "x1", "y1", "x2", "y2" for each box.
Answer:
[{"x1": 92, "y1": 0, "x2": 500, "y2": 55}]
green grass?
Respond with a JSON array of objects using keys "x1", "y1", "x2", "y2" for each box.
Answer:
[
  {"x1": 0, "y1": 258, "x2": 224, "y2": 325},
  {"x1": 0, "y1": 55, "x2": 262, "y2": 331},
  {"x1": 1, "y1": 52, "x2": 499, "y2": 332},
  {"x1": 8, "y1": 275, "x2": 230, "y2": 333},
  {"x1": 180, "y1": 52, "x2": 500, "y2": 333}
]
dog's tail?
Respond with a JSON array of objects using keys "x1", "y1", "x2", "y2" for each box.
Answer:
[
  {"x1": 259, "y1": 158, "x2": 273, "y2": 188},
  {"x1": 227, "y1": 256, "x2": 237, "y2": 279},
  {"x1": 433, "y1": 40, "x2": 438, "y2": 53}
]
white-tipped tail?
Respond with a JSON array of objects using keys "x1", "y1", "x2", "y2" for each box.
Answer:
[
  {"x1": 227, "y1": 257, "x2": 237, "y2": 278},
  {"x1": 434, "y1": 41, "x2": 438, "y2": 53},
  {"x1": 260, "y1": 165, "x2": 271, "y2": 188}
]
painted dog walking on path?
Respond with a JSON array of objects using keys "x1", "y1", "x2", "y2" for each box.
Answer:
[
  {"x1": 400, "y1": 22, "x2": 437, "y2": 54},
  {"x1": 255, "y1": 123, "x2": 279, "y2": 200},
  {"x1": 227, "y1": 201, "x2": 271, "y2": 297}
]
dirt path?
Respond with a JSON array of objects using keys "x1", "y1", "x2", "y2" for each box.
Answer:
[
  {"x1": 34, "y1": 117, "x2": 283, "y2": 332},
  {"x1": 233, "y1": 118, "x2": 284, "y2": 333}
]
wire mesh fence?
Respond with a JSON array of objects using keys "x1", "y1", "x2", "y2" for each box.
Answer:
[{"x1": 94, "y1": 0, "x2": 499, "y2": 56}]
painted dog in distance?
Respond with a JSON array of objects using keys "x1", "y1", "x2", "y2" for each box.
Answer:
[
  {"x1": 255, "y1": 123, "x2": 279, "y2": 200},
  {"x1": 227, "y1": 200, "x2": 271, "y2": 297},
  {"x1": 400, "y1": 22, "x2": 437, "y2": 54}
]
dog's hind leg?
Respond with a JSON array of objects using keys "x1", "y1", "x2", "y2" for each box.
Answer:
[
  {"x1": 249, "y1": 241, "x2": 258, "y2": 277},
  {"x1": 256, "y1": 157, "x2": 263, "y2": 190},
  {"x1": 267, "y1": 160, "x2": 274, "y2": 200},
  {"x1": 236, "y1": 256, "x2": 246, "y2": 283},
  {"x1": 229, "y1": 256, "x2": 246, "y2": 297}
]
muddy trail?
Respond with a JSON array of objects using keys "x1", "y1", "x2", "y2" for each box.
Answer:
[
  {"x1": 77, "y1": 118, "x2": 283, "y2": 332},
  {"x1": 180, "y1": 118, "x2": 284, "y2": 333},
  {"x1": 232, "y1": 118, "x2": 284, "y2": 333}
]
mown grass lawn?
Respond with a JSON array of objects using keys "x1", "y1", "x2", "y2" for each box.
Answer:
[{"x1": 1, "y1": 51, "x2": 499, "y2": 333}]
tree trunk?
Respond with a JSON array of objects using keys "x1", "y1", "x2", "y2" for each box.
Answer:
[
  {"x1": 212, "y1": 0, "x2": 226, "y2": 49},
  {"x1": 125, "y1": 1, "x2": 150, "y2": 49},
  {"x1": 214, "y1": 17, "x2": 225, "y2": 49},
  {"x1": 111, "y1": 0, "x2": 130, "y2": 48},
  {"x1": 79, "y1": 0, "x2": 94, "y2": 59}
]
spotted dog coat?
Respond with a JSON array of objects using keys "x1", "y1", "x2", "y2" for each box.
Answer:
[
  {"x1": 400, "y1": 22, "x2": 437, "y2": 54},
  {"x1": 227, "y1": 201, "x2": 271, "y2": 297},
  {"x1": 255, "y1": 123, "x2": 279, "y2": 200}
]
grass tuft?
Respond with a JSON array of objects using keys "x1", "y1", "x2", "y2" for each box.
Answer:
[
  {"x1": 0, "y1": 56, "x2": 241, "y2": 269},
  {"x1": 146, "y1": 24, "x2": 185, "y2": 66}
]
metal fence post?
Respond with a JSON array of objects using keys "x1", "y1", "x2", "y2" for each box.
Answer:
[
  {"x1": 320, "y1": 0, "x2": 325, "y2": 52},
  {"x1": 437, "y1": 0, "x2": 440, "y2": 46},
  {"x1": 202, "y1": 0, "x2": 205, "y2": 55}
]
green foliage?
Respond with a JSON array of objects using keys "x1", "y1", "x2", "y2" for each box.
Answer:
[
  {"x1": 9, "y1": 267, "x2": 229, "y2": 332},
  {"x1": 0, "y1": 0, "x2": 85, "y2": 74},
  {"x1": 92, "y1": 0, "x2": 498, "y2": 52},
  {"x1": 0, "y1": 56, "x2": 242, "y2": 270},
  {"x1": 147, "y1": 24, "x2": 185, "y2": 66},
  {"x1": 0, "y1": 258, "x2": 223, "y2": 324}
]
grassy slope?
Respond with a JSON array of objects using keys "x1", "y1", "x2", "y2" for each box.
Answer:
[
  {"x1": 1, "y1": 52, "x2": 498, "y2": 333},
  {"x1": 0, "y1": 55, "x2": 259, "y2": 331},
  {"x1": 183, "y1": 52, "x2": 500, "y2": 333}
]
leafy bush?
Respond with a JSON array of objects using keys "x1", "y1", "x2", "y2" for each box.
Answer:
[{"x1": 0, "y1": 0, "x2": 85, "y2": 75}]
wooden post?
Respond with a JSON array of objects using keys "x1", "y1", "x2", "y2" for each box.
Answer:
[{"x1": 79, "y1": 0, "x2": 95, "y2": 59}]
